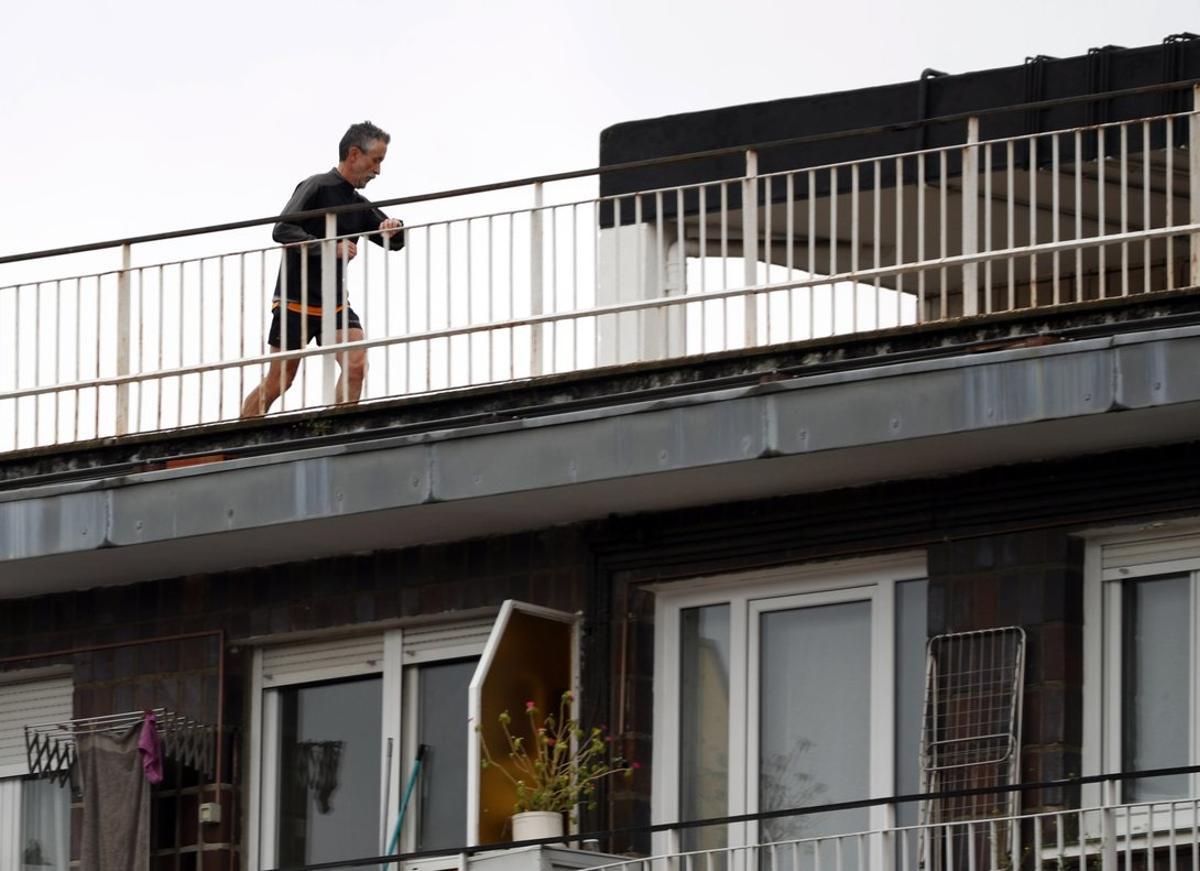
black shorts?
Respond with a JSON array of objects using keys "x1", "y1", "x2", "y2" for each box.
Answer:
[{"x1": 267, "y1": 304, "x2": 363, "y2": 350}]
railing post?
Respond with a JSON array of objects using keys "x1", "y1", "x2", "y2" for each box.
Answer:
[
  {"x1": 876, "y1": 803, "x2": 896, "y2": 871},
  {"x1": 115, "y1": 243, "x2": 132, "y2": 435},
  {"x1": 742, "y1": 149, "x2": 759, "y2": 347},
  {"x1": 530, "y1": 182, "x2": 544, "y2": 376},
  {"x1": 962, "y1": 117, "x2": 980, "y2": 316},
  {"x1": 666, "y1": 825, "x2": 682, "y2": 871},
  {"x1": 321, "y1": 212, "x2": 338, "y2": 405},
  {"x1": 1190, "y1": 85, "x2": 1200, "y2": 287},
  {"x1": 1100, "y1": 777, "x2": 1117, "y2": 871}
]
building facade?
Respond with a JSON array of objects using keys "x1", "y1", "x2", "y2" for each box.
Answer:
[{"x1": 2, "y1": 37, "x2": 1200, "y2": 871}]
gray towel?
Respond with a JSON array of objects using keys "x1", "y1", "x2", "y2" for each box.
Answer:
[{"x1": 78, "y1": 726, "x2": 150, "y2": 871}]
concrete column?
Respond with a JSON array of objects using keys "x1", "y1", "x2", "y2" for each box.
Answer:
[{"x1": 597, "y1": 223, "x2": 686, "y2": 366}]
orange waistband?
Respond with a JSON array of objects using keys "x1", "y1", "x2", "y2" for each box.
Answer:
[{"x1": 273, "y1": 300, "x2": 346, "y2": 316}]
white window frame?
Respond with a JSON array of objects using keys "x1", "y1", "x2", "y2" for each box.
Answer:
[
  {"x1": 1082, "y1": 522, "x2": 1200, "y2": 821},
  {"x1": 247, "y1": 622, "x2": 492, "y2": 871},
  {"x1": 652, "y1": 551, "x2": 926, "y2": 858},
  {"x1": 398, "y1": 655, "x2": 487, "y2": 854},
  {"x1": 0, "y1": 667, "x2": 73, "y2": 871}
]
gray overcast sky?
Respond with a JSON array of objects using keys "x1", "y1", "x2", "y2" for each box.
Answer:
[{"x1": 2, "y1": 0, "x2": 1196, "y2": 259}]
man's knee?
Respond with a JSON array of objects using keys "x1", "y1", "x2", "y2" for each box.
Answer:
[
  {"x1": 266, "y1": 357, "x2": 300, "y2": 392},
  {"x1": 345, "y1": 350, "x2": 368, "y2": 382},
  {"x1": 282, "y1": 359, "x2": 301, "y2": 385},
  {"x1": 335, "y1": 330, "x2": 367, "y2": 382}
]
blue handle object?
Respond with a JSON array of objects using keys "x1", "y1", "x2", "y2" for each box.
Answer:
[{"x1": 387, "y1": 744, "x2": 427, "y2": 860}]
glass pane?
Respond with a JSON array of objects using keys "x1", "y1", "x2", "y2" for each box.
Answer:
[
  {"x1": 417, "y1": 658, "x2": 478, "y2": 851},
  {"x1": 277, "y1": 676, "x2": 384, "y2": 866},
  {"x1": 760, "y1": 600, "x2": 871, "y2": 846},
  {"x1": 1122, "y1": 574, "x2": 1190, "y2": 801},
  {"x1": 21, "y1": 777, "x2": 70, "y2": 871},
  {"x1": 680, "y1": 605, "x2": 731, "y2": 855}
]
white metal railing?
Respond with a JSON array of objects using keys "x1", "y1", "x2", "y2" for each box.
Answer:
[
  {"x1": 584, "y1": 795, "x2": 1200, "y2": 871},
  {"x1": 279, "y1": 786, "x2": 1200, "y2": 871},
  {"x1": 2, "y1": 91, "x2": 1199, "y2": 453}
]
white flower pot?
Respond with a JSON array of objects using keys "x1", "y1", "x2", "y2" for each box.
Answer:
[{"x1": 512, "y1": 810, "x2": 564, "y2": 842}]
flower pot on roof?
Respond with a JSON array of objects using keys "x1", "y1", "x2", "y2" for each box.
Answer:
[
  {"x1": 511, "y1": 810, "x2": 564, "y2": 842},
  {"x1": 478, "y1": 691, "x2": 637, "y2": 845}
]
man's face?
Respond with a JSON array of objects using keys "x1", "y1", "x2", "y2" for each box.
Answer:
[{"x1": 345, "y1": 139, "x2": 388, "y2": 188}]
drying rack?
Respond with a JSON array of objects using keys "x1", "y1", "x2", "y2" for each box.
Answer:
[{"x1": 25, "y1": 707, "x2": 216, "y2": 787}]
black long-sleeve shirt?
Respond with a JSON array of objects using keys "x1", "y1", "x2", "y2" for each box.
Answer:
[{"x1": 272, "y1": 169, "x2": 405, "y2": 311}]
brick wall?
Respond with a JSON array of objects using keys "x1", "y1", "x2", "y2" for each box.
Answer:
[
  {"x1": 926, "y1": 531, "x2": 1084, "y2": 811},
  {"x1": 4, "y1": 440, "x2": 1200, "y2": 863},
  {"x1": 2, "y1": 526, "x2": 590, "y2": 871}
]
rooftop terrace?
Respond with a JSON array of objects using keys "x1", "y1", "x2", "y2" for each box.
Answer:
[{"x1": 2, "y1": 45, "x2": 1199, "y2": 463}]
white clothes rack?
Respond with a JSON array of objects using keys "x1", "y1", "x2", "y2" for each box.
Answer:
[{"x1": 25, "y1": 708, "x2": 215, "y2": 786}]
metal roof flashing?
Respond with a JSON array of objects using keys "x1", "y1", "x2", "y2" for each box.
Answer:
[{"x1": 4, "y1": 315, "x2": 1200, "y2": 593}]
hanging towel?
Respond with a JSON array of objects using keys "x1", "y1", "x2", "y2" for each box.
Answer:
[
  {"x1": 138, "y1": 712, "x2": 164, "y2": 785},
  {"x1": 79, "y1": 726, "x2": 150, "y2": 871}
]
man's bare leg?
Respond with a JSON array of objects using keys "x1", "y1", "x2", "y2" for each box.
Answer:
[
  {"x1": 333, "y1": 327, "x2": 368, "y2": 404},
  {"x1": 240, "y1": 352, "x2": 301, "y2": 418}
]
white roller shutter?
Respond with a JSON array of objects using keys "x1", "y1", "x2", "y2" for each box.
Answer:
[
  {"x1": 401, "y1": 618, "x2": 494, "y2": 663},
  {"x1": 1101, "y1": 531, "x2": 1200, "y2": 574},
  {"x1": 260, "y1": 633, "x2": 385, "y2": 687},
  {"x1": 0, "y1": 673, "x2": 73, "y2": 779}
]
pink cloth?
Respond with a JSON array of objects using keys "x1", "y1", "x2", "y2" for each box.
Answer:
[{"x1": 137, "y1": 712, "x2": 164, "y2": 785}]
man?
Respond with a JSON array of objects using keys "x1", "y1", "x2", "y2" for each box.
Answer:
[{"x1": 240, "y1": 121, "x2": 405, "y2": 418}]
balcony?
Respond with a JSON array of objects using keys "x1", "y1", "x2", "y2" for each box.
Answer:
[
  {"x1": 260, "y1": 766, "x2": 1200, "y2": 871},
  {"x1": 2, "y1": 83, "x2": 1198, "y2": 455}
]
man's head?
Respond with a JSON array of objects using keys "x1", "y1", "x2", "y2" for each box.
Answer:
[{"x1": 337, "y1": 121, "x2": 391, "y2": 189}]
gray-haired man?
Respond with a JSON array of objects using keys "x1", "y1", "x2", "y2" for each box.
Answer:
[{"x1": 241, "y1": 121, "x2": 405, "y2": 418}]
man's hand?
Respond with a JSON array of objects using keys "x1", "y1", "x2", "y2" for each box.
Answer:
[
  {"x1": 337, "y1": 240, "x2": 358, "y2": 260},
  {"x1": 379, "y1": 218, "x2": 403, "y2": 241}
]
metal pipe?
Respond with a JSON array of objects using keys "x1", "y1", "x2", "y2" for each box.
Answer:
[
  {"x1": 532, "y1": 184, "x2": 544, "y2": 376},
  {"x1": 742, "y1": 150, "x2": 758, "y2": 348}
]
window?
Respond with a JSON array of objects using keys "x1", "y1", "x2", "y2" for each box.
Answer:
[
  {"x1": 1084, "y1": 526, "x2": 1200, "y2": 810},
  {"x1": 409, "y1": 659, "x2": 476, "y2": 852},
  {"x1": 248, "y1": 605, "x2": 576, "y2": 870},
  {"x1": 248, "y1": 621, "x2": 493, "y2": 871},
  {"x1": 275, "y1": 675, "x2": 384, "y2": 866},
  {"x1": 653, "y1": 554, "x2": 928, "y2": 864},
  {"x1": 0, "y1": 670, "x2": 73, "y2": 871}
]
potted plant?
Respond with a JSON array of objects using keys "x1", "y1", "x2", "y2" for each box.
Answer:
[{"x1": 479, "y1": 691, "x2": 636, "y2": 842}]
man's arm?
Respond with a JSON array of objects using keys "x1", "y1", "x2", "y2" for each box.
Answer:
[
  {"x1": 366, "y1": 207, "x2": 405, "y2": 251},
  {"x1": 272, "y1": 177, "x2": 323, "y2": 246}
]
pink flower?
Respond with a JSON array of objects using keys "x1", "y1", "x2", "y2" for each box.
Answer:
[
  {"x1": 525, "y1": 700, "x2": 536, "y2": 711},
  {"x1": 632, "y1": 762, "x2": 642, "y2": 770}
]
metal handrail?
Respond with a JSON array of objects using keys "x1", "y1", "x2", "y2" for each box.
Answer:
[
  {"x1": 3, "y1": 221, "x2": 1194, "y2": 407},
  {"x1": 2, "y1": 78, "x2": 1197, "y2": 266},
  {"x1": 264, "y1": 763, "x2": 1200, "y2": 871}
]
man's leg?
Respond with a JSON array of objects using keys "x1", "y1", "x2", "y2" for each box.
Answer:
[
  {"x1": 333, "y1": 327, "x2": 368, "y2": 403},
  {"x1": 240, "y1": 351, "x2": 301, "y2": 418}
]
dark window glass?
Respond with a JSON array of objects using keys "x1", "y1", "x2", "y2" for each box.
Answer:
[
  {"x1": 277, "y1": 676, "x2": 383, "y2": 866},
  {"x1": 416, "y1": 659, "x2": 477, "y2": 851},
  {"x1": 1122, "y1": 574, "x2": 1189, "y2": 801}
]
